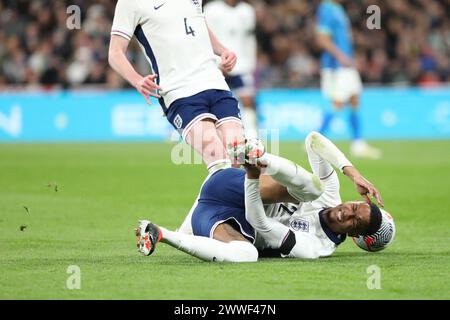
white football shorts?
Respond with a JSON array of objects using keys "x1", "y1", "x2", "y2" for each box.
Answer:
[{"x1": 321, "y1": 68, "x2": 363, "y2": 103}]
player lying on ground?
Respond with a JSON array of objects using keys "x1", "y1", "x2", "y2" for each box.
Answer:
[
  {"x1": 109, "y1": 0, "x2": 244, "y2": 173},
  {"x1": 135, "y1": 132, "x2": 394, "y2": 262}
]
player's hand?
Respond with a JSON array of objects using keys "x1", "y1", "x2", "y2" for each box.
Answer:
[
  {"x1": 220, "y1": 49, "x2": 237, "y2": 73},
  {"x1": 244, "y1": 163, "x2": 261, "y2": 179},
  {"x1": 337, "y1": 53, "x2": 355, "y2": 68},
  {"x1": 353, "y1": 175, "x2": 384, "y2": 207},
  {"x1": 343, "y1": 166, "x2": 383, "y2": 206},
  {"x1": 220, "y1": 68, "x2": 230, "y2": 77},
  {"x1": 135, "y1": 74, "x2": 163, "y2": 105}
]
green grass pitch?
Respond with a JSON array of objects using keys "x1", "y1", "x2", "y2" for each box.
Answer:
[{"x1": 0, "y1": 141, "x2": 449, "y2": 299}]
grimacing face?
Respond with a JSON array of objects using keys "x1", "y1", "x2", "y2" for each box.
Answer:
[{"x1": 323, "y1": 201, "x2": 371, "y2": 236}]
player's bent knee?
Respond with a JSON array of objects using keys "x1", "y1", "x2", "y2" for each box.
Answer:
[
  {"x1": 202, "y1": 134, "x2": 217, "y2": 153},
  {"x1": 305, "y1": 175, "x2": 324, "y2": 201},
  {"x1": 201, "y1": 130, "x2": 219, "y2": 147},
  {"x1": 305, "y1": 131, "x2": 322, "y2": 147},
  {"x1": 201, "y1": 130, "x2": 226, "y2": 160},
  {"x1": 226, "y1": 241, "x2": 258, "y2": 263},
  {"x1": 333, "y1": 101, "x2": 345, "y2": 110},
  {"x1": 302, "y1": 175, "x2": 324, "y2": 201},
  {"x1": 288, "y1": 173, "x2": 324, "y2": 202}
]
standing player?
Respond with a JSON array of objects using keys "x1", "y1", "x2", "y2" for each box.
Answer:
[
  {"x1": 204, "y1": 0, "x2": 258, "y2": 138},
  {"x1": 108, "y1": 0, "x2": 244, "y2": 173},
  {"x1": 135, "y1": 132, "x2": 392, "y2": 262},
  {"x1": 316, "y1": 0, "x2": 381, "y2": 159}
]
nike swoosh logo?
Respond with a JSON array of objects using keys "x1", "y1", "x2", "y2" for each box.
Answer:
[{"x1": 154, "y1": 2, "x2": 166, "y2": 10}]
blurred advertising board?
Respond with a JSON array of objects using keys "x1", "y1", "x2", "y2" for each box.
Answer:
[{"x1": 1, "y1": 88, "x2": 449, "y2": 142}]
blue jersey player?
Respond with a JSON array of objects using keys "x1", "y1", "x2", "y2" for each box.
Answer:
[{"x1": 316, "y1": 0, "x2": 381, "y2": 159}]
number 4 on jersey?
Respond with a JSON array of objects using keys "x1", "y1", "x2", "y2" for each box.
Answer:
[{"x1": 184, "y1": 18, "x2": 195, "y2": 37}]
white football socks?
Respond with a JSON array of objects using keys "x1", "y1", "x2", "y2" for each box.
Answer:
[{"x1": 160, "y1": 227, "x2": 258, "y2": 262}]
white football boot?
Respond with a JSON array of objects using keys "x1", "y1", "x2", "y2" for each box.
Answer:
[
  {"x1": 350, "y1": 140, "x2": 382, "y2": 160},
  {"x1": 227, "y1": 138, "x2": 266, "y2": 165},
  {"x1": 135, "y1": 220, "x2": 162, "y2": 256}
]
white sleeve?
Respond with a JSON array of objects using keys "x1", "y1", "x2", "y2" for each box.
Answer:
[
  {"x1": 286, "y1": 233, "x2": 324, "y2": 259},
  {"x1": 111, "y1": 0, "x2": 142, "y2": 41},
  {"x1": 305, "y1": 131, "x2": 353, "y2": 176},
  {"x1": 245, "y1": 178, "x2": 291, "y2": 249},
  {"x1": 305, "y1": 131, "x2": 348, "y2": 206}
]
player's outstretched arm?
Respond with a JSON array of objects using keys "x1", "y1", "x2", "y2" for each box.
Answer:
[
  {"x1": 205, "y1": 23, "x2": 237, "y2": 73},
  {"x1": 305, "y1": 131, "x2": 384, "y2": 206},
  {"x1": 342, "y1": 166, "x2": 384, "y2": 207},
  {"x1": 108, "y1": 35, "x2": 162, "y2": 105}
]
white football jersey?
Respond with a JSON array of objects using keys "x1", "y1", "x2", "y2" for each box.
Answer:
[
  {"x1": 255, "y1": 171, "x2": 344, "y2": 259},
  {"x1": 204, "y1": 0, "x2": 257, "y2": 75},
  {"x1": 111, "y1": 0, "x2": 229, "y2": 108}
]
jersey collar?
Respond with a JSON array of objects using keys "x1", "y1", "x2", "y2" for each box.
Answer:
[{"x1": 318, "y1": 209, "x2": 347, "y2": 245}]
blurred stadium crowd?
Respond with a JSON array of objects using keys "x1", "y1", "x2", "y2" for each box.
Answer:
[{"x1": 0, "y1": 0, "x2": 449, "y2": 90}]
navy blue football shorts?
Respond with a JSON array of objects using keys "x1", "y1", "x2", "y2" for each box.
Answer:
[
  {"x1": 166, "y1": 89, "x2": 242, "y2": 140},
  {"x1": 191, "y1": 168, "x2": 255, "y2": 243}
]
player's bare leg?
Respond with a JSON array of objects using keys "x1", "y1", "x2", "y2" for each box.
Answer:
[
  {"x1": 136, "y1": 220, "x2": 258, "y2": 262},
  {"x1": 216, "y1": 120, "x2": 245, "y2": 168},
  {"x1": 319, "y1": 100, "x2": 345, "y2": 135},
  {"x1": 333, "y1": 100, "x2": 345, "y2": 110},
  {"x1": 349, "y1": 95, "x2": 359, "y2": 108},
  {"x1": 185, "y1": 119, "x2": 231, "y2": 173},
  {"x1": 213, "y1": 222, "x2": 249, "y2": 243},
  {"x1": 216, "y1": 120, "x2": 245, "y2": 149}
]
